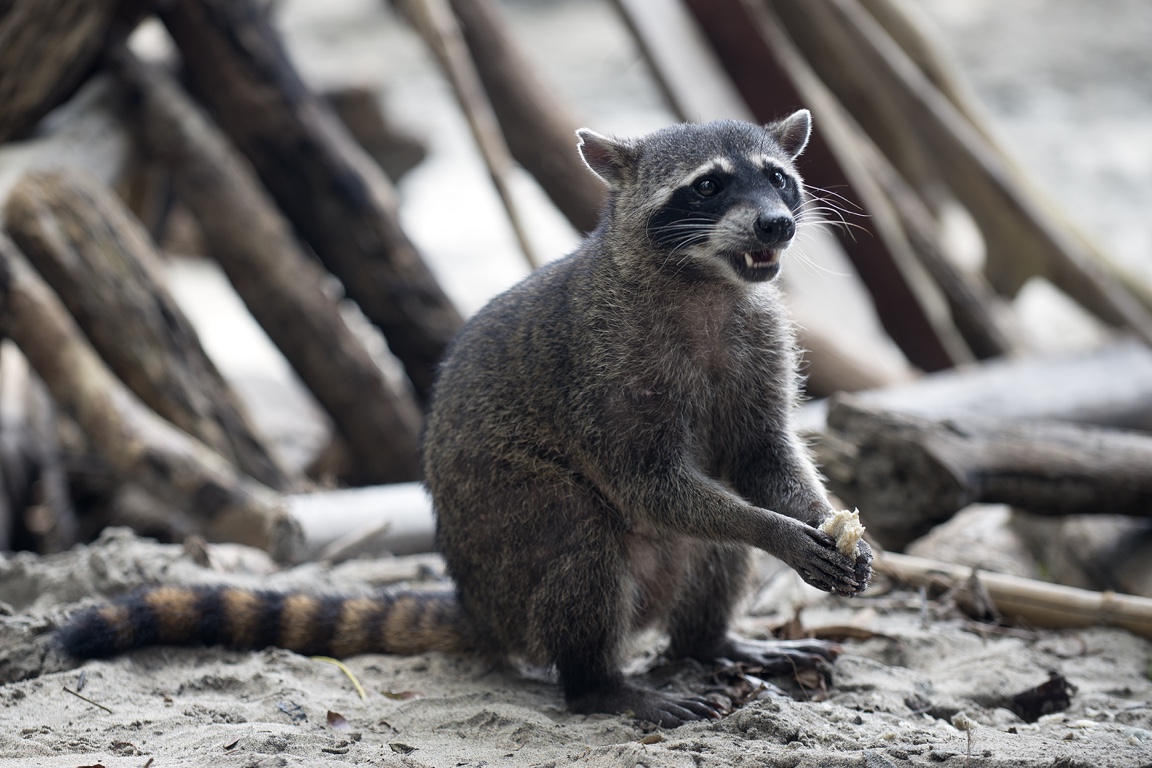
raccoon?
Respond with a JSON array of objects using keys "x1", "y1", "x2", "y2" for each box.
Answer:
[{"x1": 58, "y1": 114, "x2": 872, "y2": 727}]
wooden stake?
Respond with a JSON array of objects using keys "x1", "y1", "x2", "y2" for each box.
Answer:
[
  {"x1": 5, "y1": 169, "x2": 294, "y2": 491},
  {"x1": 109, "y1": 47, "x2": 425, "y2": 485},
  {"x1": 447, "y1": 0, "x2": 605, "y2": 234},
  {"x1": 159, "y1": 0, "x2": 462, "y2": 403},
  {"x1": 0, "y1": 234, "x2": 303, "y2": 562},
  {"x1": 401, "y1": 0, "x2": 540, "y2": 269},
  {"x1": 879, "y1": 551, "x2": 1152, "y2": 640}
]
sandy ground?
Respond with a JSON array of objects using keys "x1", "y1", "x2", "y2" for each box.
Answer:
[
  {"x1": 3, "y1": 1, "x2": 1152, "y2": 766},
  {"x1": 2, "y1": 529, "x2": 1151, "y2": 767}
]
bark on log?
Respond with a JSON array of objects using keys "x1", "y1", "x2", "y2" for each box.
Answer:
[
  {"x1": 773, "y1": 0, "x2": 1152, "y2": 345},
  {"x1": 159, "y1": 0, "x2": 462, "y2": 403},
  {"x1": 819, "y1": 396, "x2": 1152, "y2": 549},
  {"x1": 403, "y1": 0, "x2": 540, "y2": 269},
  {"x1": 447, "y1": 0, "x2": 605, "y2": 234},
  {"x1": 322, "y1": 85, "x2": 427, "y2": 184},
  {"x1": 109, "y1": 48, "x2": 424, "y2": 485},
  {"x1": 4, "y1": 170, "x2": 293, "y2": 491},
  {"x1": 843, "y1": 337, "x2": 1152, "y2": 432},
  {"x1": 0, "y1": 233, "x2": 303, "y2": 562},
  {"x1": 0, "y1": 0, "x2": 121, "y2": 143},
  {"x1": 685, "y1": 0, "x2": 967, "y2": 372},
  {"x1": 878, "y1": 551, "x2": 1152, "y2": 640},
  {"x1": 0, "y1": 343, "x2": 78, "y2": 553}
]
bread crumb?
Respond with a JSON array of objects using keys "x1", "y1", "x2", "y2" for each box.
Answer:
[{"x1": 818, "y1": 509, "x2": 865, "y2": 557}]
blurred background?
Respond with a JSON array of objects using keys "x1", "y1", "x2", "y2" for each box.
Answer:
[{"x1": 0, "y1": 0, "x2": 1150, "y2": 602}]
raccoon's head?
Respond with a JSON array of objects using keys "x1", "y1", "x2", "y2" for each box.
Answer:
[{"x1": 577, "y1": 113, "x2": 811, "y2": 284}]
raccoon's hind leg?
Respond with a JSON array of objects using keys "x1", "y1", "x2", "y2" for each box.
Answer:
[
  {"x1": 514, "y1": 486, "x2": 722, "y2": 727},
  {"x1": 666, "y1": 543, "x2": 837, "y2": 677}
]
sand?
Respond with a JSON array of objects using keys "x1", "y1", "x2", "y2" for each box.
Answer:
[
  {"x1": 3, "y1": 0, "x2": 1152, "y2": 765},
  {"x1": 2, "y1": 528, "x2": 1150, "y2": 767}
]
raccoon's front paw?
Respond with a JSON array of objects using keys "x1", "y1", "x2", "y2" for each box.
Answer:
[
  {"x1": 780, "y1": 519, "x2": 864, "y2": 595},
  {"x1": 840, "y1": 538, "x2": 873, "y2": 598}
]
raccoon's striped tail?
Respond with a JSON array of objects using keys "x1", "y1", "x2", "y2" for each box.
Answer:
[{"x1": 57, "y1": 585, "x2": 468, "y2": 659}]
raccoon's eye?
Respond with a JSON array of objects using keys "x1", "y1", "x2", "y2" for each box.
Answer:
[
  {"x1": 693, "y1": 177, "x2": 721, "y2": 197},
  {"x1": 769, "y1": 169, "x2": 788, "y2": 190}
]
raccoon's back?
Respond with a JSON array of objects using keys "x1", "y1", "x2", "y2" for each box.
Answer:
[
  {"x1": 423, "y1": 251, "x2": 589, "y2": 466},
  {"x1": 58, "y1": 585, "x2": 466, "y2": 659}
]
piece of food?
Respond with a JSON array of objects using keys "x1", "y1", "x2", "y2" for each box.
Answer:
[{"x1": 818, "y1": 508, "x2": 865, "y2": 557}]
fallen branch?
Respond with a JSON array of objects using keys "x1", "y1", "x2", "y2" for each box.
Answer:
[
  {"x1": 401, "y1": 0, "x2": 539, "y2": 269},
  {"x1": 159, "y1": 0, "x2": 462, "y2": 402},
  {"x1": 878, "y1": 551, "x2": 1152, "y2": 640},
  {"x1": 0, "y1": 233, "x2": 303, "y2": 562},
  {"x1": 109, "y1": 46, "x2": 424, "y2": 485},
  {"x1": 0, "y1": 0, "x2": 122, "y2": 142},
  {"x1": 686, "y1": 0, "x2": 969, "y2": 371},
  {"x1": 447, "y1": 0, "x2": 605, "y2": 234},
  {"x1": 819, "y1": 396, "x2": 1152, "y2": 548},
  {"x1": 5, "y1": 169, "x2": 293, "y2": 491}
]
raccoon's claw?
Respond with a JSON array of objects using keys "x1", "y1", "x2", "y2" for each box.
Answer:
[
  {"x1": 788, "y1": 523, "x2": 867, "y2": 595},
  {"x1": 710, "y1": 636, "x2": 839, "y2": 677},
  {"x1": 570, "y1": 683, "x2": 723, "y2": 728}
]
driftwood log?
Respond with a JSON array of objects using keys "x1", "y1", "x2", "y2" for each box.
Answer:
[
  {"x1": 684, "y1": 0, "x2": 966, "y2": 372},
  {"x1": 447, "y1": 0, "x2": 605, "y2": 234},
  {"x1": 402, "y1": 0, "x2": 540, "y2": 268},
  {"x1": 829, "y1": 337, "x2": 1152, "y2": 432},
  {"x1": 158, "y1": 0, "x2": 462, "y2": 403},
  {"x1": 0, "y1": 345, "x2": 78, "y2": 553},
  {"x1": 110, "y1": 48, "x2": 424, "y2": 485},
  {"x1": 4, "y1": 169, "x2": 293, "y2": 491},
  {"x1": 0, "y1": 0, "x2": 125, "y2": 143},
  {"x1": 774, "y1": 0, "x2": 1152, "y2": 345},
  {"x1": 879, "y1": 551, "x2": 1152, "y2": 640},
  {"x1": 819, "y1": 396, "x2": 1152, "y2": 549},
  {"x1": 0, "y1": 233, "x2": 303, "y2": 562}
]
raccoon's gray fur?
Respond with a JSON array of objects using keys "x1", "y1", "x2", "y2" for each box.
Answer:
[
  {"x1": 423, "y1": 112, "x2": 873, "y2": 726},
  {"x1": 57, "y1": 114, "x2": 871, "y2": 728}
]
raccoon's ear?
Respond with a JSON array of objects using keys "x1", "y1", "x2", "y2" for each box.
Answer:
[
  {"x1": 768, "y1": 109, "x2": 811, "y2": 160},
  {"x1": 576, "y1": 129, "x2": 637, "y2": 188}
]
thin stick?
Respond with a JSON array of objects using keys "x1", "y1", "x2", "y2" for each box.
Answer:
[
  {"x1": 879, "y1": 552, "x2": 1152, "y2": 640},
  {"x1": 402, "y1": 0, "x2": 541, "y2": 269},
  {"x1": 63, "y1": 686, "x2": 114, "y2": 714},
  {"x1": 312, "y1": 656, "x2": 369, "y2": 700}
]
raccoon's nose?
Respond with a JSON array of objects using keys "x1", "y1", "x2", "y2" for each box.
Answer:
[{"x1": 755, "y1": 213, "x2": 795, "y2": 245}]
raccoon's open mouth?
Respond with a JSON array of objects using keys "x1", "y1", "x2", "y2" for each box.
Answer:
[
  {"x1": 726, "y1": 249, "x2": 782, "y2": 282},
  {"x1": 741, "y1": 250, "x2": 780, "y2": 269}
]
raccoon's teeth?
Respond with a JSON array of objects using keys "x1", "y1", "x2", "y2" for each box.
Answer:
[{"x1": 743, "y1": 251, "x2": 776, "y2": 268}]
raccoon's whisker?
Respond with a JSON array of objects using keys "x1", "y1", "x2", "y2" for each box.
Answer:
[
  {"x1": 786, "y1": 241, "x2": 851, "y2": 278},
  {"x1": 799, "y1": 202, "x2": 867, "y2": 229},
  {"x1": 802, "y1": 192, "x2": 866, "y2": 223},
  {"x1": 796, "y1": 210, "x2": 871, "y2": 241},
  {"x1": 803, "y1": 184, "x2": 863, "y2": 213}
]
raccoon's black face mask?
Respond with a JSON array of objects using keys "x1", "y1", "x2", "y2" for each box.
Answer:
[{"x1": 576, "y1": 113, "x2": 811, "y2": 284}]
